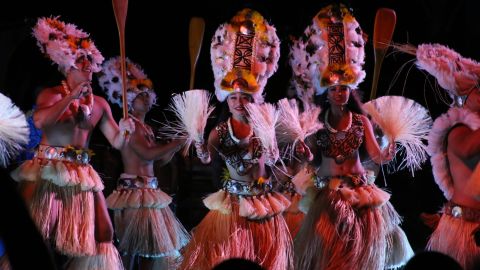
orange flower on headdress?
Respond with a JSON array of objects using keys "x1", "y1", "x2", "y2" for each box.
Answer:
[
  {"x1": 80, "y1": 39, "x2": 91, "y2": 49},
  {"x1": 46, "y1": 17, "x2": 65, "y2": 31}
]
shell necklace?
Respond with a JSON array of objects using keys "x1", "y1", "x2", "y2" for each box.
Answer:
[{"x1": 324, "y1": 109, "x2": 352, "y2": 133}]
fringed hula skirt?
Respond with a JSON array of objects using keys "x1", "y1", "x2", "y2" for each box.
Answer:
[
  {"x1": 180, "y1": 178, "x2": 294, "y2": 270},
  {"x1": 107, "y1": 173, "x2": 190, "y2": 259},
  {"x1": 295, "y1": 175, "x2": 414, "y2": 270},
  {"x1": 11, "y1": 145, "x2": 123, "y2": 269},
  {"x1": 427, "y1": 202, "x2": 480, "y2": 270}
]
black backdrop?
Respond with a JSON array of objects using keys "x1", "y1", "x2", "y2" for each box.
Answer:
[{"x1": 1, "y1": 0, "x2": 479, "y2": 252}]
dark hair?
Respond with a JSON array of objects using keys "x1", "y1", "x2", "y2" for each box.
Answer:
[
  {"x1": 213, "y1": 258, "x2": 264, "y2": 270},
  {"x1": 315, "y1": 87, "x2": 365, "y2": 121},
  {"x1": 403, "y1": 251, "x2": 462, "y2": 270},
  {"x1": 216, "y1": 101, "x2": 231, "y2": 124}
]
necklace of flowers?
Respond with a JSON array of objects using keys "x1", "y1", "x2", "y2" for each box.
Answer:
[
  {"x1": 324, "y1": 109, "x2": 352, "y2": 133},
  {"x1": 227, "y1": 117, "x2": 253, "y2": 144}
]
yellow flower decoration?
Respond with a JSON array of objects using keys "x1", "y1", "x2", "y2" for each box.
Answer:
[
  {"x1": 221, "y1": 68, "x2": 259, "y2": 92},
  {"x1": 320, "y1": 63, "x2": 356, "y2": 87},
  {"x1": 257, "y1": 176, "x2": 266, "y2": 185},
  {"x1": 230, "y1": 9, "x2": 268, "y2": 41},
  {"x1": 316, "y1": 4, "x2": 355, "y2": 28},
  {"x1": 221, "y1": 167, "x2": 230, "y2": 182},
  {"x1": 130, "y1": 78, "x2": 153, "y2": 90}
]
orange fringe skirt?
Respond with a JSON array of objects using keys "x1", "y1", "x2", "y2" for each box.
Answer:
[
  {"x1": 295, "y1": 180, "x2": 413, "y2": 270},
  {"x1": 427, "y1": 203, "x2": 480, "y2": 270},
  {"x1": 179, "y1": 190, "x2": 294, "y2": 270}
]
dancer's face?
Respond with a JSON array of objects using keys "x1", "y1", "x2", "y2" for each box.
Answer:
[
  {"x1": 327, "y1": 85, "x2": 351, "y2": 107},
  {"x1": 227, "y1": 92, "x2": 253, "y2": 119}
]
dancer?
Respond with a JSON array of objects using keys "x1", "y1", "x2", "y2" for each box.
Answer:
[
  {"x1": 11, "y1": 17, "x2": 133, "y2": 269},
  {"x1": 178, "y1": 9, "x2": 293, "y2": 270},
  {"x1": 398, "y1": 42, "x2": 480, "y2": 270},
  {"x1": 99, "y1": 57, "x2": 190, "y2": 270},
  {"x1": 290, "y1": 4, "x2": 414, "y2": 270}
]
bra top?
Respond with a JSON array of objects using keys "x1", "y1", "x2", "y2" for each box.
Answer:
[
  {"x1": 316, "y1": 112, "x2": 364, "y2": 164},
  {"x1": 216, "y1": 120, "x2": 263, "y2": 175}
]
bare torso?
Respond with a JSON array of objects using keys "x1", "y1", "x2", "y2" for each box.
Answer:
[
  {"x1": 449, "y1": 144, "x2": 480, "y2": 209},
  {"x1": 38, "y1": 92, "x2": 105, "y2": 148},
  {"x1": 315, "y1": 152, "x2": 366, "y2": 176},
  {"x1": 121, "y1": 120, "x2": 156, "y2": 177}
]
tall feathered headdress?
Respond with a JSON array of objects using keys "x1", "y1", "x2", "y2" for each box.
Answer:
[
  {"x1": 32, "y1": 16, "x2": 104, "y2": 73},
  {"x1": 289, "y1": 4, "x2": 367, "y2": 104},
  {"x1": 415, "y1": 43, "x2": 480, "y2": 104},
  {"x1": 97, "y1": 57, "x2": 156, "y2": 110},
  {"x1": 211, "y1": 8, "x2": 281, "y2": 103}
]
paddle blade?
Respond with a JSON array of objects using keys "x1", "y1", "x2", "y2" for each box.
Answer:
[
  {"x1": 112, "y1": 0, "x2": 129, "y2": 118},
  {"x1": 189, "y1": 17, "x2": 205, "y2": 89},
  {"x1": 373, "y1": 8, "x2": 396, "y2": 49},
  {"x1": 370, "y1": 8, "x2": 397, "y2": 100},
  {"x1": 112, "y1": 0, "x2": 129, "y2": 31}
]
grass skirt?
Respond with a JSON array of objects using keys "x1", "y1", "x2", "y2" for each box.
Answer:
[
  {"x1": 428, "y1": 213, "x2": 480, "y2": 270},
  {"x1": 179, "y1": 193, "x2": 294, "y2": 270},
  {"x1": 295, "y1": 185, "x2": 413, "y2": 270},
  {"x1": 107, "y1": 186, "x2": 190, "y2": 259},
  {"x1": 113, "y1": 208, "x2": 190, "y2": 258},
  {"x1": 283, "y1": 192, "x2": 305, "y2": 238}
]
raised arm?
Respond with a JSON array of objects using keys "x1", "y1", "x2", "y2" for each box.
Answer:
[
  {"x1": 195, "y1": 127, "x2": 220, "y2": 164},
  {"x1": 361, "y1": 115, "x2": 394, "y2": 164},
  {"x1": 128, "y1": 129, "x2": 184, "y2": 165},
  {"x1": 97, "y1": 96, "x2": 134, "y2": 150},
  {"x1": 33, "y1": 82, "x2": 90, "y2": 128}
]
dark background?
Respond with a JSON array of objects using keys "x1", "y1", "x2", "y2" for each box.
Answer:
[{"x1": 1, "y1": 0, "x2": 479, "y2": 253}]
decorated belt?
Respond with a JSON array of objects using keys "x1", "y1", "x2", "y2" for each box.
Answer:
[
  {"x1": 117, "y1": 175, "x2": 158, "y2": 189},
  {"x1": 314, "y1": 174, "x2": 369, "y2": 189},
  {"x1": 276, "y1": 180, "x2": 296, "y2": 194},
  {"x1": 35, "y1": 144, "x2": 93, "y2": 164},
  {"x1": 223, "y1": 178, "x2": 272, "y2": 196},
  {"x1": 444, "y1": 202, "x2": 480, "y2": 223}
]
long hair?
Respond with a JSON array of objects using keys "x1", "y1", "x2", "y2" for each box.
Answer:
[{"x1": 315, "y1": 88, "x2": 365, "y2": 121}]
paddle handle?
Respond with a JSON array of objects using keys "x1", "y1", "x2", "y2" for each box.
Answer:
[{"x1": 188, "y1": 17, "x2": 205, "y2": 89}]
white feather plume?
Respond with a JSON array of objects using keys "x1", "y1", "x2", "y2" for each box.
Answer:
[
  {"x1": 245, "y1": 102, "x2": 279, "y2": 165},
  {"x1": 159, "y1": 89, "x2": 214, "y2": 156},
  {"x1": 276, "y1": 98, "x2": 322, "y2": 158},
  {"x1": 0, "y1": 93, "x2": 29, "y2": 167},
  {"x1": 363, "y1": 96, "x2": 432, "y2": 174}
]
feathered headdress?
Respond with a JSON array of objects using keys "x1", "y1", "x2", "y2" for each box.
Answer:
[
  {"x1": 97, "y1": 57, "x2": 156, "y2": 110},
  {"x1": 32, "y1": 16, "x2": 104, "y2": 73},
  {"x1": 289, "y1": 4, "x2": 367, "y2": 102},
  {"x1": 211, "y1": 8, "x2": 280, "y2": 103},
  {"x1": 415, "y1": 43, "x2": 480, "y2": 103}
]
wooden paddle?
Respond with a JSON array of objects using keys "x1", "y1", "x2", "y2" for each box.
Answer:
[
  {"x1": 112, "y1": 0, "x2": 129, "y2": 118},
  {"x1": 189, "y1": 17, "x2": 205, "y2": 89},
  {"x1": 369, "y1": 8, "x2": 396, "y2": 100}
]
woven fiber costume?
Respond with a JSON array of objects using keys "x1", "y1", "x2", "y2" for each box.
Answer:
[
  {"x1": 180, "y1": 9, "x2": 294, "y2": 270},
  {"x1": 11, "y1": 17, "x2": 123, "y2": 269},
  {"x1": 99, "y1": 57, "x2": 190, "y2": 260},
  {"x1": 290, "y1": 4, "x2": 413, "y2": 270}
]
